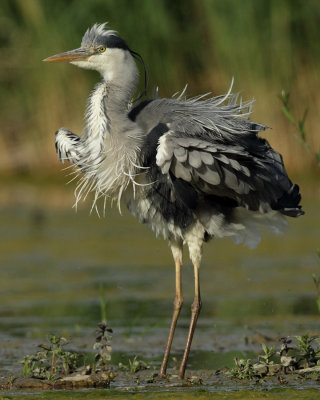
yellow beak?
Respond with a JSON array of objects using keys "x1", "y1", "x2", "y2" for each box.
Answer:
[{"x1": 43, "y1": 48, "x2": 93, "y2": 63}]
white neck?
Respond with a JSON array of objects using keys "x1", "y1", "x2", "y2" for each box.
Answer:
[
  {"x1": 75, "y1": 68, "x2": 143, "y2": 211},
  {"x1": 68, "y1": 48, "x2": 143, "y2": 212},
  {"x1": 72, "y1": 48, "x2": 139, "y2": 116},
  {"x1": 84, "y1": 48, "x2": 139, "y2": 137},
  {"x1": 100, "y1": 49, "x2": 139, "y2": 108}
]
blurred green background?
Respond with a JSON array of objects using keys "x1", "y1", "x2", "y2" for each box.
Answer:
[
  {"x1": 0, "y1": 0, "x2": 320, "y2": 385},
  {"x1": 0, "y1": 0, "x2": 320, "y2": 180}
]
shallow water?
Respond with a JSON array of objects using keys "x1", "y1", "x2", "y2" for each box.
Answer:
[
  {"x1": 1, "y1": 388, "x2": 320, "y2": 400},
  {"x1": 0, "y1": 197, "x2": 319, "y2": 397}
]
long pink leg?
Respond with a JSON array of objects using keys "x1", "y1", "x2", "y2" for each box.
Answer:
[{"x1": 159, "y1": 243, "x2": 183, "y2": 377}]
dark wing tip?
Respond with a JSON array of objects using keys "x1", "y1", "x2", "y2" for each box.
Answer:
[
  {"x1": 280, "y1": 207, "x2": 305, "y2": 217},
  {"x1": 276, "y1": 183, "x2": 304, "y2": 217}
]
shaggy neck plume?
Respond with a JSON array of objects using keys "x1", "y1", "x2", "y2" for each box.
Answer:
[{"x1": 75, "y1": 77, "x2": 143, "y2": 213}]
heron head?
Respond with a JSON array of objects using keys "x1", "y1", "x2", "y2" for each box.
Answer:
[{"x1": 43, "y1": 23, "x2": 143, "y2": 84}]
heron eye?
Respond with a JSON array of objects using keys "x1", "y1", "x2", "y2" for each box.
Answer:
[{"x1": 98, "y1": 46, "x2": 106, "y2": 53}]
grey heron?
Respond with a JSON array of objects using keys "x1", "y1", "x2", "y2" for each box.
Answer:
[{"x1": 44, "y1": 23, "x2": 304, "y2": 379}]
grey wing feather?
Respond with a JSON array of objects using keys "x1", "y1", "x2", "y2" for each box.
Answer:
[
  {"x1": 200, "y1": 152, "x2": 214, "y2": 165},
  {"x1": 157, "y1": 132, "x2": 254, "y2": 203},
  {"x1": 188, "y1": 150, "x2": 202, "y2": 168},
  {"x1": 197, "y1": 164, "x2": 221, "y2": 186},
  {"x1": 174, "y1": 147, "x2": 188, "y2": 162},
  {"x1": 171, "y1": 158, "x2": 192, "y2": 182},
  {"x1": 134, "y1": 86, "x2": 303, "y2": 217},
  {"x1": 134, "y1": 84, "x2": 266, "y2": 139}
]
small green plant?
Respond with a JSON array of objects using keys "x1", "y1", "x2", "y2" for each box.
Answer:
[
  {"x1": 21, "y1": 335, "x2": 79, "y2": 380},
  {"x1": 229, "y1": 335, "x2": 320, "y2": 380},
  {"x1": 312, "y1": 250, "x2": 320, "y2": 313},
  {"x1": 21, "y1": 355, "x2": 36, "y2": 379},
  {"x1": 229, "y1": 358, "x2": 257, "y2": 380},
  {"x1": 118, "y1": 356, "x2": 150, "y2": 373},
  {"x1": 129, "y1": 356, "x2": 150, "y2": 373},
  {"x1": 279, "y1": 337, "x2": 297, "y2": 369},
  {"x1": 295, "y1": 334, "x2": 317, "y2": 368},
  {"x1": 278, "y1": 90, "x2": 320, "y2": 165},
  {"x1": 93, "y1": 322, "x2": 113, "y2": 371},
  {"x1": 258, "y1": 343, "x2": 275, "y2": 365}
]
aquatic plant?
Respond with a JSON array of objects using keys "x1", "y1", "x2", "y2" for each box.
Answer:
[
  {"x1": 229, "y1": 358, "x2": 258, "y2": 380},
  {"x1": 129, "y1": 356, "x2": 151, "y2": 373},
  {"x1": 259, "y1": 343, "x2": 276, "y2": 365},
  {"x1": 279, "y1": 336, "x2": 297, "y2": 371},
  {"x1": 118, "y1": 356, "x2": 151, "y2": 373},
  {"x1": 229, "y1": 334, "x2": 320, "y2": 380},
  {"x1": 93, "y1": 321, "x2": 113, "y2": 371},
  {"x1": 21, "y1": 321, "x2": 114, "y2": 382},
  {"x1": 21, "y1": 335, "x2": 79, "y2": 380},
  {"x1": 295, "y1": 334, "x2": 318, "y2": 368}
]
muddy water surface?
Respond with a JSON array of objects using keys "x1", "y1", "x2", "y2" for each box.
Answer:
[{"x1": 0, "y1": 197, "x2": 319, "y2": 398}]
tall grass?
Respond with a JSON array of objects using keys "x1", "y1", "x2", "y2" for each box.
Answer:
[{"x1": 0, "y1": 0, "x2": 319, "y2": 175}]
